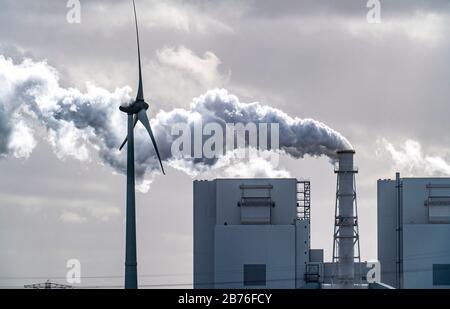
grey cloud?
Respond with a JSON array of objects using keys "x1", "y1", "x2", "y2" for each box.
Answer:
[
  {"x1": 0, "y1": 0, "x2": 449, "y2": 287},
  {"x1": 3, "y1": 0, "x2": 448, "y2": 150},
  {"x1": 175, "y1": 0, "x2": 450, "y2": 20}
]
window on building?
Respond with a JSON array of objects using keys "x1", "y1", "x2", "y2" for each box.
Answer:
[
  {"x1": 243, "y1": 264, "x2": 266, "y2": 286},
  {"x1": 433, "y1": 264, "x2": 450, "y2": 286}
]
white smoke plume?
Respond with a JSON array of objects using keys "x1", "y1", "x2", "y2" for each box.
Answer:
[
  {"x1": 171, "y1": 148, "x2": 292, "y2": 179},
  {"x1": 380, "y1": 138, "x2": 450, "y2": 176},
  {"x1": 0, "y1": 55, "x2": 352, "y2": 188}
]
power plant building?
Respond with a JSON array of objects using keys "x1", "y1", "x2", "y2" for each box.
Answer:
[
  {"x1": 193, "y1": 178, "x2": 311, "y2": 288},
  {"x1": 193, "y1": 176, "x2": 369, "y2": 289},
  {"x1": 192, "y1": 151, "x2": 450, "y2": 289},
  {"x1": 378, "y1": 173, "x2": 450, "y2": 288}
]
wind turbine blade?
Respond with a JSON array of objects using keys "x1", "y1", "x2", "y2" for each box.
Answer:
[
  {"x1": 137, "y1": 109, "x2": 166, "y2": 175},
  {"x1": 119, "y1": 114, "x2": 139, "y2": 150},
  {"x1": 133, "y1": 0, "x2": 144, "y2": 101}
]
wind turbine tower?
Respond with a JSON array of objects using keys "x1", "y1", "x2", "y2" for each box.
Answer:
[{"x1": 118, "y1": 0, "x2": 165, "y2": 289}]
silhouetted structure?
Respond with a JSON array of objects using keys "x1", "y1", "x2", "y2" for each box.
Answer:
[{"x1": 117, "y1": 0, "x2": 165, "y2": 289}]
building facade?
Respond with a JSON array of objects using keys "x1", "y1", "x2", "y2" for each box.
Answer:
[
  {"x1": 193, "y1": 178, "x2": 312, "y2": 289},
  {"x1": 378, "y1": 173, "x2": 450, "y2": 288}
]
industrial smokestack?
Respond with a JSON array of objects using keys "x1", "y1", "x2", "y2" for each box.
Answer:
[{"x1": 332, "y1": 149, "x2": 360, "y2": 289}]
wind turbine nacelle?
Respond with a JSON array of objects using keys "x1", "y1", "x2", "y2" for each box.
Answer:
[{"x1": 120, "y1": 100, "x2": 149, "y2": 115}]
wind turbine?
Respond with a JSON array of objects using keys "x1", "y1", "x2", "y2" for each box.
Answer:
[{"x1": 119, "y1": 0, "x2": 165, "y2": 289}]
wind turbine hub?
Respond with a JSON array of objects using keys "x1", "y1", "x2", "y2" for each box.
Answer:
[{"x1": 119, "y1": 101, "x2": 149, "y2": 115}]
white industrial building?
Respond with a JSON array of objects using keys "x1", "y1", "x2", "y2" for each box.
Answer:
[
  {"x1": 193, "y1": 176, "x2": 370, "y2": 289},
  {"x1": 193, "y1": 178, "x2": 312, "y2": 288},
  {"x1": 378, "y1": 173, "x2": 450, "y2": 288}
]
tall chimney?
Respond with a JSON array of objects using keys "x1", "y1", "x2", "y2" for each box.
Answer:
[{"x1": 332, "y1": 149, "x2": 360, "y2": 288}]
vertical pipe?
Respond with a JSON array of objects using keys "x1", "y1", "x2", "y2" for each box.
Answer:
[
  {"x1": 125, "y1": 114, "x2": 138, "y2": 289},
  {"x1": 337, "y1": 150, "x2": 355, "y2": 288},
  {"x1": 395, "y1": 172, "x2": 402, "y2": 289},
  {"x1": 294, "y1": 221, "x2": 297, "y2": 288}
]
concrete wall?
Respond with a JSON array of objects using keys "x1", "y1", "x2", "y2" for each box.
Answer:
[
  {"x1": 215, "y1": 178, "x2": 297, "y2": 226},
  {"x1": 377, "y1": 179, "x2": 398, "y2": 288},
  {"x1": 214, "y1": 225, "x2": 296, "y2": 288},
  {"x1": 400, "y1": 178, "x2": 450, "y2": 223},
  {"x1": 402, "y1": 178, "x2": 431, "y2": 224},
  {"x1": 403, "y1": 224, "x2": 450, "y2": 288},
  {"x1": 194, "y1": 178, "x2": 309, "y2": 289},
  {"x1": 378, "y1": 176, "x2": 450, "y2": 289},
  {"x1": 296, "y1": 220, "x2": 310, "y2": 288},
  {"x1": 193, "y1": 180, "x2": 216, "y2": 288}
]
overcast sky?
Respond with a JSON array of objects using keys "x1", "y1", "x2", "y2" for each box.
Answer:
[{"x1": 1, "y1": 0, "x2": 450, "y2": 288}]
